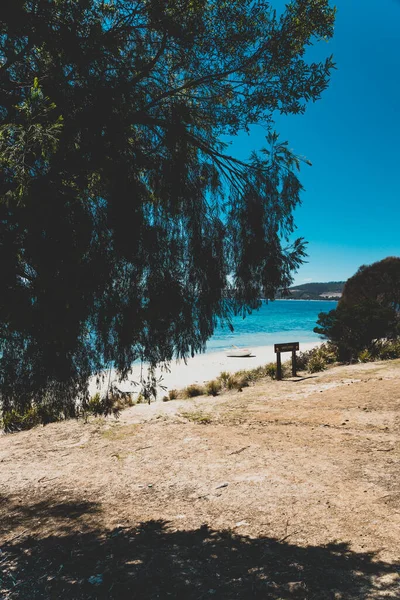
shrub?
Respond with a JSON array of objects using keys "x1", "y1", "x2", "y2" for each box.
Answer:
[
  {"x1": 87, "y1": 393, "x2": 104, "y2": 415},
  {"x1": 168, "y1": 389, "x2": 178, "y2": 400},
  {"x1": 265, "y1": 362, "x2": 277, "y2": 379},
  {"x1": 296, "y1": 351, "x2": 311, "y2": 371},
  {"x1": 376, "y1": 340, "x2": 400, "y2": 360},
  {"x1": 296, "y1": 344, "x2": 337, "y2": 372},
  {"x1": 315, "y1": 301, "x2": 400, "y2": 362},
  {"x1": 1, "y1": 407, "x2": 40, "y2": 433},
  {"x1": 205, "y1": 379, "x2": 222, "y2": 396},
  {"x1": 183, "y1": 384, "x2": 205, "y2": 398},
  {"x1": 358, "y1": 349, "x2": 373, "y2": 363},
  {"x1": 308, "y1": 354, "x2": 327, "y2": 373},
  {"x1": 223, "y1": 373, "x2": 248, "y2": 391},
  {"x1": 218, "y1": 371, "x2": 231, "y2": 387}
]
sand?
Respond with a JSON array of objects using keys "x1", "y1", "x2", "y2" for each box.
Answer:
[
  {"x1": 1, "y1": 358, "x2": 400, "y2": 598},
  {"x1": 88, "y1": 341, "x2": 321, "y2": 397}
]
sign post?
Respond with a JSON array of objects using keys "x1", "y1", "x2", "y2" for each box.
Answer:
[{"x1": 274, "y1": 342, "x2": 299, "y2": 380}]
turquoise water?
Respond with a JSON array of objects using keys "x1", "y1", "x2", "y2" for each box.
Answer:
[{"x1": 206, "y1": 300, "x2": 337, "y2": 352}]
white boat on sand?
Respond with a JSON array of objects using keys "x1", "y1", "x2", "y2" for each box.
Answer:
[{"x1": 226, "y1": 346, "x2": 253, "y2": 358}]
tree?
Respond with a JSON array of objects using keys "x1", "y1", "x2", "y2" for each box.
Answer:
[
  {"x1": 314, "y1": 301, "x2": 400, "y2": 362},
  {"x1": 315, "y1": 258, "x2": 400, "y2": 361},
  {"x1": 0, "y1": 0, "x2": 336, "y2": 420},
  {"x1": 339, "y1": 257, "x2": 400, "y2": 310}
]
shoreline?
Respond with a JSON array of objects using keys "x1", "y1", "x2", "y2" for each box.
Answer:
[{"x1": 88, "y1": 340, "x2": 321, "y2": 398}]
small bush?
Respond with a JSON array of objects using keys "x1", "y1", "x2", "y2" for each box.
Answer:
[
  {"x1": 376, "y1": 340, "x2": 400, "y2": 360},
  {"x1": 205, "y1": 379, "x2": 222, "y2": 396},
  {"x1": 296, "y1": 344, "x2": 337, "y2": 371},
  {"x1": 358, "y1": 349, "x2": 373, "y2": 363},
  {"x1": 223, "y1": 373, "x2": 248, "y2": 391},
  {"x1": 168, "y1": 389, "x2": 178, "y2": 400},
  {"x1": 2, "y1": 407, "x2": 40, "y2": 433},
  {"x1": 183, "y1": 384, "x2": 205, "y2": 398},
  {"x1": 308, "y1": 354, "x2": 327, "y2": 373},
  {"x1": 218, "y1": 371, "x2": 231, "y2": 386},
  {"x1": 265, "y1": 362, "x2": 277, "y2": 379},
  {"x1": 296, "y1": 351, "x2": 311, "y2": 371},
  {"x1": 87, "y1": 393, "x2": 104, "y2": 415}
]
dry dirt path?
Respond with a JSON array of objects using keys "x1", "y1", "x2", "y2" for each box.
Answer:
[{"x1": 1, "y1": 360, "x2": 400, "y2": 599}]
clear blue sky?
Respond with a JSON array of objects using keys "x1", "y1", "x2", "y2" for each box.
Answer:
[{"x1": 227, "y1": 0, "x2": 400, "y2": 285}]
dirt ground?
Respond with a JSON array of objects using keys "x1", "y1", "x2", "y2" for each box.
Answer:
[{"x1": 1, "y1": 360, "x2": 400, "y2": 599}]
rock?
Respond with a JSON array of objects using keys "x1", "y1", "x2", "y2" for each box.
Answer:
[
  {"x1": 215, "y1": 482, "x2": 229, "y2": 489},
  {"x1": 283, "y1": 581, "x2": 307, "y2": 596},
  {"x1": 235, "y1": 520, "x2": 249, "y2": 527}
]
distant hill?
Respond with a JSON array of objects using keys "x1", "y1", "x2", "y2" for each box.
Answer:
[{"x1": 278, "y1": 281, "x2": 345, "y2": 300}]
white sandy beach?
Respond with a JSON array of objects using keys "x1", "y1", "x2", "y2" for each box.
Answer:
[{"x1": 88, "y1": 341, "x2": 321, "y2": 398}]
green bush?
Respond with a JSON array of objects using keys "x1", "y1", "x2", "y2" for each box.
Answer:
[
  {"x1": 85, "y1": 392, "x2": 129, "y2": 416},
  {"x1": 296, "y1": 351, "x2": 311, "y2": 371},
  {"x1": 358, "y1": 349, "x2": 373, "y2": 363},
  {"x1": 376, "y1": 340, "x2": 400, "y2": 360},
  {"x1": 205, "y1": 379, "x2": 222, "y2": 396},
  {"x1": 265, "y1": 362, "x2": 277, "y2": 379},
  {"x1": 183, "y1": 384, "x2": 205, "y2": 398},
  {"x1": 136, "y1": 393, "x2": 146, "y2": 404},
  {"x1": 87, "y1": 393, "x2": 104, "y2": 415},
  {"x1": 315, "y1": 301, "x2": 400, "y2": 362},
  {"x1": 308, "y1": 354, "x2": 327, "y2": 373},
  {"x1": 296, "y1": 344, "x2": 337, "y2": 371},
  {"x1": 1, "y1": 407, "x2": 40, "y2": 433}
]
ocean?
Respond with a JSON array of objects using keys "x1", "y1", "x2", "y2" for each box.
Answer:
[{"x1": 206, "y1": 299, "x2": 337, "y2": 352}]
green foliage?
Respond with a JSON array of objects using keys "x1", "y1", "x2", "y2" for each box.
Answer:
[
  {"x1": 307, "y1": 354, "x2": 327, "y2": 373},
  {"x1": 84, "y1": 393, "x2": 123, "y2": 417},
  {"x1": 340, "y1": 257, "x2": 400, "y2": 309},
  {"x1": 315, "y1": 301, "x2": 400, "y2": 362},
  {"x1": 183, "y1": 384, "x2": 205, "y2": 398},
  {"x1": 265, "y1": 363, "x2": 277, "y2": 380},
  {"x1": 205, "y1": 379, "x2": 222, "y2": 397},
  {"x1": 358, "y1": 349, "x2": 373, "y2": 363},
  {"x1": 374, "y1": 340, "x2": 400, "y2": 361},
  {"x1": 87, "y1": 393, "x2": 104, "y2": 415},
  {"x1": 0, "y1": 0, "x2": 335, "y2": 421},
  {"x1": 1, "y1": 407, "x2": 40, "y2": 433},
  {"x1": 296, "y1": 344, "x2": 337, "y2": 371}
]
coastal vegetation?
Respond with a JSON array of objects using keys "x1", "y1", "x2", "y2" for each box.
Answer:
[
  {"x1": 0, "y1": 0, "x2": 336, "y2": 424},
  {"x1": 315, "y1": 258, "x2": 400, "y2": 361}
]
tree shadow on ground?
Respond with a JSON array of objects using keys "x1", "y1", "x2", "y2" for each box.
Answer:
[{"x1": 1, "y1": 494, "x2": 399, "y2": 599}]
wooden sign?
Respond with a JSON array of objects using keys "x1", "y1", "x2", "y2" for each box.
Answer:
[
  {"x1": 274, "y1": 342, "x2": 299, "y2": 353},
  {"x1": 274, "y1": 342, "x2": 299, "y2": 380}
]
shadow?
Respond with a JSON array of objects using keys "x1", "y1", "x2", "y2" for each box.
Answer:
[
  {"x1": 0, "y1": 494, "x2": 101, "y2": 538},
  {"x1": 286, "y1": 375, "x2": 319, "y2": 382},
  {"x1": 1, "y1": 495, "x2": 399, "y2": 599}
]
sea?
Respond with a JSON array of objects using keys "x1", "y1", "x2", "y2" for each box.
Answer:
[{"x1": 205, "y1": 299, "x2": 338, "y2": 352}]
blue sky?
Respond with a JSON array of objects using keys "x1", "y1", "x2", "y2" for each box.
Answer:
[{"x1": 228, "y1": 0, "x2": 400, "y2": 285}]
